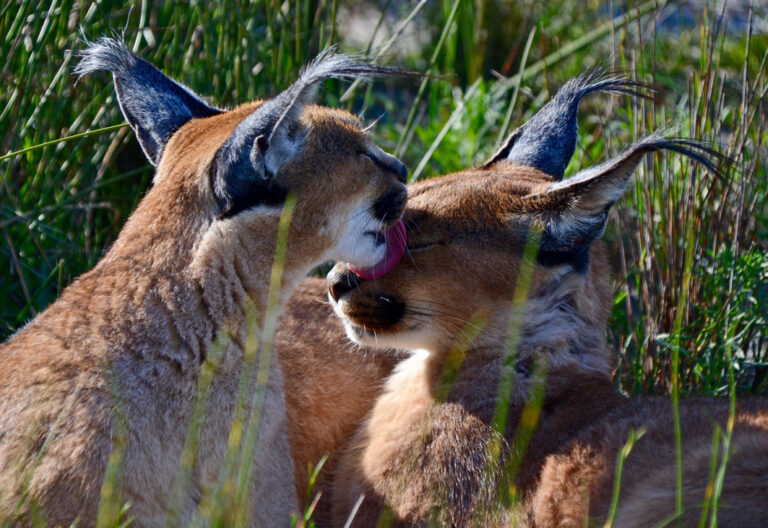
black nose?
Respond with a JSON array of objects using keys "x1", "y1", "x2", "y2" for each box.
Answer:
[
  {"x1": 328, "y1": 267, "x2": 359, "y2": 302},
  {"x1": 373, "y1": 187, "x2": 407, "y2": 223}
]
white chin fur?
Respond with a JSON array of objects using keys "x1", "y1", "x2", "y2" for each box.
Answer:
[
  {"x1": 350, "y1": 325, "x2": 436, "y2": 351},
  {"x1": 333, "y1": 203, "x2": 388, "y2": 268}
]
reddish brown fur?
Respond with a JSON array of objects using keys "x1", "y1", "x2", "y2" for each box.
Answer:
[
  {"x1": 0, "y1": 97, "x2": 406, "y2": 527},
  {"x1": 276, "y1": 278, "x2": 398, "y2": 524},
  {"x1": 326, "y1": 162, "x2": 768, "y2": 527}
]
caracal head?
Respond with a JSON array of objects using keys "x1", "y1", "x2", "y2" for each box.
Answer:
[
  {"x1": 328, "y1": 73, "x2": 723, "y2": 373},
  {"x1": 76, "y1": 38, "x2": 410, "y2": 277}
]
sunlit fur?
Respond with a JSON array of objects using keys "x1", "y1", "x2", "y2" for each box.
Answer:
[
  {"x1": 0, "y1": 100, "x2": 407, "y2": 526},
  {"x1": 275, "y1": 278, "x2": 398, "y2": 525},
  {"x1": 327, "y1": 161, "x2": 768, "y2": 527}
]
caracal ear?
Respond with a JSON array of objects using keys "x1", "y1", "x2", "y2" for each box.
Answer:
[
  {"x1": 210, "y1": 50, "x2": 417, "y2": 219},
  {"x1": 75, "y1": 37, "x2": 222, "y2": 166},
  {"x1": 519, "y1": 136, "x2": 726, "y2": 267},
  {"x1": 482, "y1": 73, "x2": 649, "y2": 178}
]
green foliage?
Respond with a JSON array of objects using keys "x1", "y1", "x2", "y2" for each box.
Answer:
[
  {"x1": 2, "y1": 0, "x2": 767, "y2": 525},
  {"x1": 674, "y1": 248, "x2": 768, "y2": 394}
]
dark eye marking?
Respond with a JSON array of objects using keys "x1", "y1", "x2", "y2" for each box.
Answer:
[
  {"x1": 359, "y1": 149, "x2": 409, "y2": 183},
  {"x1": 359, "y1": 150, "x2": 393, "y2": 172},
  {"x1": 407, "y1": 241, "x2": 440, "y2": 252},
  {"x1": 358, "y1": 150, "x2": 379, "y2": 164}
]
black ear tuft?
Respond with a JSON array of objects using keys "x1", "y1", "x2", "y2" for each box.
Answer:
[
  {"x1": 75, "y1": 37, "x2": 222, "y2": 166},
  {"x1": 522, "y1": 135, "x2": 728, "y2": 271},
  {"x1": 483, "y1": 72, "x2": 651, "y2": 178}
]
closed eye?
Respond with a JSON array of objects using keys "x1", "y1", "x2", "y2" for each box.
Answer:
[
  {"x1": 408, "y1": 241, "x2": 439, "y2": 252},
  {"x1": 359, "y1": 150, "x2": 396, "y2": 174},
  {"x1": 359, "y1": 151, "x2": 378, "y2": 164}
]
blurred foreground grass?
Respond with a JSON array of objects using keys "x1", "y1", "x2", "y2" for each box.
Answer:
[{"x1": 1, "y1": 0, "x2": 767, "y2": 526}]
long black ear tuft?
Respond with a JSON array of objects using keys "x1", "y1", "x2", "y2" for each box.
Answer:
[
  {"x1": 75, "y1": 37, "x2": 222, "y2": 166},
  {"x1": 211, "y1": 49, "x2": 418, "y2": 219},
  {"x1": 483, "y1": 72, "x2": 650, "y2": 178},
  {"x1": 266, "y1": 48, "x2": 420, "y2": 147},
  {"x1": 520, "y1": 135, "x2": 729, "y2": 271}
]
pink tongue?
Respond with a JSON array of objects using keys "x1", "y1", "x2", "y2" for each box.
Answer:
[{"x1": 348, "y1": 220, "x2": 407, "y2": 280}]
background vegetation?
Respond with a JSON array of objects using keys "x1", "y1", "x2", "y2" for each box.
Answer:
[{"x1": 1, "y1": 0, "x2": 767, "y2": 525}]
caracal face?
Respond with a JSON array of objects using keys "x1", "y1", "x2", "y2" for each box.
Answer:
[
  {"x1": 76, "y1": 39, "x2": 410, "y2": 282},
  {"x1": 327, "y1": 166, "x2": 609, "y2": 354},
  {"x1": 160, "y1": 102, "x2": 408, "y2": 274},
  {"x1": 328, "y1": 74, "x2": 722, "y2": 369},
  {"x1": 273, "y1": 106, "x2": 408, "y2": 267}
]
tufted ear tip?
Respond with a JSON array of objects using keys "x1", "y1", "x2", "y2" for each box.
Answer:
[
  {"x1": 266, "y1": 50, "x2": 422, "y2": 146},
  {"x1": 518, "y1": 134, "x2": 728, "y2": 271},
  {"x1": 76, "y1": 35, "x2": 221, "y2": 166},
  {"x1": 75, "y1": 37, "x2": 135, "y2": 78},
  {"x1": 546, "y1": 135, "x2": 729, "y2": 200},
  {"x1": 482, "y1": 72, "x2": 652, "y2": 177}
]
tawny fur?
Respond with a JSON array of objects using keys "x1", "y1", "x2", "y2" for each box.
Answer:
[
  {"x1": 276, "y1": 278, "x2": 399, "y2": 525},
  {"x1": 0, "y1": 94, "x2": 407, "y2": 527},
  {"x1": 327, "y1": 162, "x2": 768, "y2": 527}
]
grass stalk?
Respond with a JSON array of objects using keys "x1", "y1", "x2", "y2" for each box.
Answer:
[
  {"x1": 604, "y1": 428, "x2": 646, "y2": 528},
  {"x1": 488, "y1": 227, "x2": 543, "y2": 509},
  {"x1": 409, "y1": 79, "x2": 480, "y2": 182},
  {"x1": 164, "y1": 330, "x2": 230, "y2": 528},
  {"x1": 393, "y1": 0, "x2": 461, "y2": 157},
  {"x1": 342, "y1": 494, "x2": 365, "y2": 528},
  {"x1": 0, "y1": 123, "x2": 129, "y2": 164},
  {"x1": 232, "y1": 194, "x2": 296, "y2": 526},
  {"x1": 494, "y1": 26, "x2": 536, "y2": 148},
  {"x1": 670, "y1": 158, "x2": 696, "y2": 526},
  {"x1": 294, "y1": 455, "x2": 327, "y2": 528},
  {"x1": 697, "y1": 425, "x2": 721, "y2": 528}
]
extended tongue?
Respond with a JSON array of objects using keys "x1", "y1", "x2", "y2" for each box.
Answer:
[{"x1": 348, "y1": 220, "x2": 407, "y2": 280}]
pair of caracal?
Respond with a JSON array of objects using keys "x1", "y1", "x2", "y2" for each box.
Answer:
[
  {"x1": 285, "y1": 76, "x2": 768, "y2": 527},
  {"x1": 0, "y1": 39, "x2": 411, "y2": 527},
  {"x1": 3, "y1": 39, "x2": 766, "y2": 528}
]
